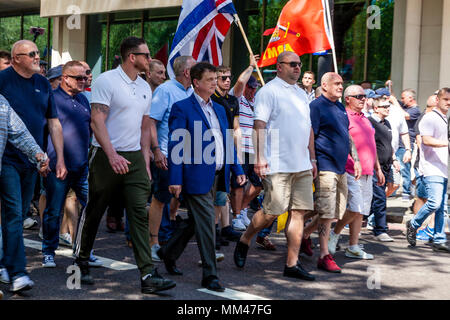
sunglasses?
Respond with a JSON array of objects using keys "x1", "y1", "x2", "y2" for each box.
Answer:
[
  {"x1": 377, "y1": 105, "x2": 390, "y2": 109},
  {"x1": 279, "y1": 61, "x2": 302, "y2": 68},
  {"x1": 16, "y1": 50, "x2": 40, "y2": 58},
  {"x1": 131, "y1": 52, "x2": 151, "y2": 59},
  {"x1": 219, "y1": 75, "x2": 233, "y2": 81},
  {"x1": 348, "y1": 94, "x2": 366, "y2": 100},
  {"x1": 66, "y1": 75, "x2": 88, "y2": 81}
]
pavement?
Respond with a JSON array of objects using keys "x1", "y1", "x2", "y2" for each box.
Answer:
[{"x1": 0, "y1": 195, "x2": 449, "y2": 301}]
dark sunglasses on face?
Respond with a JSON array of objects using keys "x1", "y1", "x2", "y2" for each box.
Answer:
[
  {"x1": 66, "y1": 75, "x2": 88, "y2": 81},
  {"x1": 131, "y1": 52, "x2": 151, "y2": 59},
  {"x1": 219, "y1": 75, "x2": 233, "y2": 81},
  {"x1": 348, "y1": 94, "x2": 366, "y2": 100},
  {"x1": 16, "y1": 50, "x2": 40, "y2": 58},
  {"x1": 279, "y1": 61, "x2": 302, "y2": 68},
  {"x1": 378, "y1": 105, "x2": 390, "y2": 109}
]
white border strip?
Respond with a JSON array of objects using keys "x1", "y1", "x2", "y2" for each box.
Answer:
[{"x1": 24, "y1": 238, "x2": 137, "y2": 271}]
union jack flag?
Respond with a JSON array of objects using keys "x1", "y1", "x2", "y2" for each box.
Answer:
[{"x1": 167, "y1": 0, "x2": 236, "y2": 79}]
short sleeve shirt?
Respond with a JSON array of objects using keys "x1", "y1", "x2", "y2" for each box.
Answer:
[
  {"x1": 310, "y1": 95, "x2": 350, "y2": 174},
  {"x1": 345, "y1": 110, "x2": 376, "y2": 176},
  {"x1": 0, "y1": 66, "x2": 58, "y2": 169},
  {"x1": 399, "y1": 105, "x2": 421, "y2": 147},
  {"x1": 47, "y1": 87, "x2": 91, "y2": 171},
  {"x1": 91, "y1": 65, "x2": 151, "y2": 151},
  {"x1": 254, "y1": 76, "x2": 312, "y2": 174},
  {"x1": 418, "y1": 109, "x2": 448, "y2": 178},
  {"x1": 386, "y1": 105, "x2": 408, "y2": 152},
  {"x1": 149, "y1": 79, "x2": 193, "y2": 156}
]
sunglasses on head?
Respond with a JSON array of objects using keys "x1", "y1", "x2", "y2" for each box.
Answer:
[
  {"x1": 66, "y1": 75, "x2": 88, "y2": 81},
  {"x1": 348, "y1": 94, "x2": 366, "y2": 100},
  {"x1": 279, "y1": 61, "x2": 302, "y2": 68},
  {"x1": 16, "y1": 50, "x2": 40, "y2": 58},
  {"x1": 219, "y1": 75, "x2": 233, "y2": 81},
  {"x1": 131, "y1": 52, "x2": 151, "y2": 59}
]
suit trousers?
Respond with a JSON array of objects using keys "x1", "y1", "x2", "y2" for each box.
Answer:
[{"x1": 162, "y1": 175, "x2": 219, "y2": 280}]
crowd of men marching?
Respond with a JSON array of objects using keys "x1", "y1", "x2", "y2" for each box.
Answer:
[{"x1": 0, "y1": 36, "x2": 448, "y2": 298}]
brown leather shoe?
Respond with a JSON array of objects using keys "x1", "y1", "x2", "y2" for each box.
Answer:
[{"x1": 256, "y1": 236, "x2": 276, "y2": 251}]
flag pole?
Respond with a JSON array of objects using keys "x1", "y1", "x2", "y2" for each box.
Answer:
[
  {"x1": 233, "y1": 14, "x2": 266, "y2": 86},
  {"x1": 323, "y1": 0, "x2": 338, "y2": 74}
]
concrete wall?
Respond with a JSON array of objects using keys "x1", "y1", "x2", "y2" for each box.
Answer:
[{"x1": 51, "y1": 15, "x2": 86, "y2": 66}]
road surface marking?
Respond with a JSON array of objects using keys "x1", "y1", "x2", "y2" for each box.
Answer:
[
  {"x1": 197, "y1": 288, "x2": 270, "y2": 300},
  {"x1": 24, "y1": 238, "x2": 137, "y2": 271}
]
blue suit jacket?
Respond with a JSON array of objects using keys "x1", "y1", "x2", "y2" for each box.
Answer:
[{"x1": 168, "y1": 93, "x2": 244, "y2": 194}]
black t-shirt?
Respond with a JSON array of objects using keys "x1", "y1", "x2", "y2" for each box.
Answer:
[
  {"x1": 369, "y1": 116, "x2": 393, "y2": 171},
  {"x1": 399, "y1": 105, "x2": 421, "y2": 147},
  {"x1": 211, "y1": 90, "x2": 239, "y2": 130}
]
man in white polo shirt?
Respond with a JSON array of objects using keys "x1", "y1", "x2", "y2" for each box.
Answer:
[
  {"x1": 73, "y1": 37, "x2": 176, "y2": 293},
  {"x1": 406, "y1": 87, "x2": 450, "y2": 253},
  {"x1": 234, "y1": 51, "x2": 317, "y2": 281}
]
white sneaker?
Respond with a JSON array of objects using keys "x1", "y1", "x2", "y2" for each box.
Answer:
[
  {"x1": 59, "y1": 233, "x2": 72, "y2": 247},
  {"x1": 328, "y1": 231, "x2": 340, "y2": 255},
  {"x1": 88, "y1": 251, "x2": 104, "y2": 267},
  {"x1": 376, "y1": 233, "x2": 394, "y2": 242},
  {"x1": 232, "y1": 216, "x2": 246, "y2": 231},
  {"x1": 198, "y1": 252, "x2": 225, "y2": 266},
  {"x1": 151, "y1": 244, "x2": 161, "y2": 262},
  {"x1": 42, "y1": 255, "x2": 56, "y2": 268},
  {"x1": 345, "y1": 247, "x2": 374, "y2": 260},
  {"x1": 23, "y1": 217, "x2": 38, "y2": 229},
  {"x1": 0, "y1": 268, "x2": 10, "y2": 284},
  {"x1": 240, "y1": 208, "x2": 251, "y2": 227},
  {"x1": 10, "y1": 275, "x2": 34, "y2": 292}
]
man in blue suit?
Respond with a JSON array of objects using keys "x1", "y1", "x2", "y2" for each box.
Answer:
[{"x1": 158, "y1": 62, "x2": 245, "y2": 292}]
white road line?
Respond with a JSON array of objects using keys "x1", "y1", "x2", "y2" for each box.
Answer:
[
  {"x1": 24, "y1": 238, "x2": 137, "y2": 271},
  {"x1": 197, "y1": 288, "x2": 270, "y2": 300}
]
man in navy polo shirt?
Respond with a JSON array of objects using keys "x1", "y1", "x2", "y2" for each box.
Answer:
[
  {"x1": 0, "y1": 40, "x2": 66, "y2": 292},
  {"x1": 41, "y1": 61, "x2": 91, "y2": 268},
  {"x1": 305, "y1": 72, "x2": 361, "y2": 273}
]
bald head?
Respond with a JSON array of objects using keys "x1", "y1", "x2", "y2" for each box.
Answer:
[
  {"x1": 426, "y1": 95, "x2": 438, "y2": 109},
  {"x1": 321, "y1": 72, "x2": 343, "y2": 102},
  {"x1": 11, "y1": 39, "x2": 40, "y2": 77},
  {"x1": 11, "y1": 40, "x2": 37, "y2": 56},
  {"x1": 344, "y1": 84, "x2": 363, "y2": 98},
  {"x1": 277, "y1": 51, "x2": 298, "y2": 64},
  {"x1": 276, "y1": 51, "x2": 301, "y2": 84}
]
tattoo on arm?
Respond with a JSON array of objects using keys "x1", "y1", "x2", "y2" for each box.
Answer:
[
  {"x1": 91, "y1": 103, "x2": 110, "y2": 115},
  {"x1": 350, "y1": 136, "x2": 360, "y2": 162}
]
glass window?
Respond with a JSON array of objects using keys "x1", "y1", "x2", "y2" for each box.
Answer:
[{"x1": 0, "y1": 16, "x2": 22, "y2": 52}]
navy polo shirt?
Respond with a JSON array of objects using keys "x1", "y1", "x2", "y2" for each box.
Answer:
[
  {"x1": 47, "y1": 87, "x2": 91, "y2": 171},
  {"x1": 0, "y1": 66, "x2": 58, "y2": 169},
  {"x1": 310, "y1": 95, "x2": 350, "y2": 174}
]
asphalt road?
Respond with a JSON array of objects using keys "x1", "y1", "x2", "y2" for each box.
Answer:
[{"x1": 1, "y1": 197, "x2": 449, "y2": 301}]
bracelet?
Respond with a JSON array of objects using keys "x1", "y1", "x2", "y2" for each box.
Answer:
[
  {"x1": 310, "y1": 159, "x2": 317, "y2": 163},
  {"x1": 151, "y1": 146, "x2": 160, "y2": 151}
]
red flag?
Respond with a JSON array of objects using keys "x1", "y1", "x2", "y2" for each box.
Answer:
[
  {"x1": 258, "y1": 0, "x2": 331, "y2": 68},
  {"x1": 154, "y1": 42, "x2": 169, "y2": 67}
]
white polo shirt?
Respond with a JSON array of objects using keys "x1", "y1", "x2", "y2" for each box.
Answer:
[
  {"x1": 386, "y1": 104, "x2": 408, "y2": 152},
  {"x1": 91, "y1": 66, "x2": 152, "y2": 151},
  {"x1": 418, "y1": 109, "x2": 448, "y2": 178},
  {"x1": 254, "y1": 76, "x2": 312, "y2": 174}
]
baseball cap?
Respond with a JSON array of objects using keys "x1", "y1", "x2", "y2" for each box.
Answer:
[
  {"x1": 46, "y1": 65, "x2": 62, "y2": 81},
  {"x1": 375, "y1": 87, "x2": 390, "y2": 97},
  {"x1": 364, "y1": 89, "x2": 378, "y2": 99},
  {"x1": 246, "y1": 76, "x2": 260, "y2": 89}
]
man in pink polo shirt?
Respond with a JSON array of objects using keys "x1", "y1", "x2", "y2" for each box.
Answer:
[{"x1": 328, "y1": 85, "x2": 385, "y2": 259}]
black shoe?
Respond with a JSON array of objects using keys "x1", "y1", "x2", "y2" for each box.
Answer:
[
  {"x1": 432, "y1": 243, "x2": 450, "y2": 253},
  {"x1": 201, "y1": 276, "x2": 225, "y2": 292},
  {"x1": 233, "y1": 241, "x2": 249, "y2": 268},
  {"x1": 74, "y1": 258, "x2": 94, "y2": 285},
  {"x1": 221, "y1": 226, "x2": 242, "y2": 242},
  {"x1": 157, "y1": 249, "x2": 183, "y2": 276},
  {"x1": 283, "y1": 263, "x2": 315, "y2": 281},
  {"x1": 406, "y1": 220, "x2": 417, "y2": 247},
  {"x1": 141, "y1": 268, "x2": 176, "y2": 294}
]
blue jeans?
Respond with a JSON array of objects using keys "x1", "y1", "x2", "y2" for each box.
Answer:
[
  {"x1": 370, "y1": 172, "x2": 388, "y2": 236},
  {"x1": 396, "y1": 147, "x2": 411, "y2": 195},
  {"x1": 42, "y1": 167, "x2": 88, "y2": 256},
  {"x1": 0, "y1": 164, "x2": 37, "y2": 279},
  {"x1": 411, "y1": 176, "x2": 448, "y2": 244},
  {"x1": 158, "y1": 203, "x2": 175, "y2": 242}
]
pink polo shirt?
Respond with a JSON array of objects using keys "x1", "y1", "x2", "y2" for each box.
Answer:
[{"x1": 345, "y1": 109, "x2": 377, "y2": 176}]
